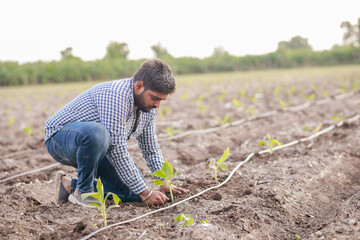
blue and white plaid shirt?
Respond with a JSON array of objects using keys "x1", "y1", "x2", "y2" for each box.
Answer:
[{"x1": 44, "y1": 78, "x2": 164, "y2": 194}]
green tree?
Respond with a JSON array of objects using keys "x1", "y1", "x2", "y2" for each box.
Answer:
[
  {"x1": 60, "y1": 47, "x2": 74, "y2": 59},
  {"x1": 341, "y1": 18, "x2": 360, "y2": 46},
  {"x1": 151, "y1": 42, "x2": 172, "y2": 58},
  {"x1": 104, "y1": 42, "x2": 129, "y2": 59},
  {"x1": 277, "y1": 36, "x2": 313, "y2": 51}
]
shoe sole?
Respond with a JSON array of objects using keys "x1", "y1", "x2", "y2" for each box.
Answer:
[
  {"x1": 55, "y1": 171, "x2": 66, "y2": 204},
  {"x1": 68, "y1": 194, "x2": 99, "y2": 209}
]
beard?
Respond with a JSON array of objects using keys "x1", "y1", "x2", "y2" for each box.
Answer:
[{"x1": 134, "y1": 91, "x2": 155, "y2": 113}]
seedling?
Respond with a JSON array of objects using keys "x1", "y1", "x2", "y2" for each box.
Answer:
[
  {"x1": 321, "y1": 90, "x2": 329, "y2": 98},
  {"x1": 152, "y1": 160, "x2": 180, "y2": 202},
  {"x1": 207, "y1": 147, "x2": 229, "y2": 181},
  {"x1": 232, "y1": 98, "x2": 242, "y2": 108},
  {"x1": 332, "y1": 112, "x2": 345, "y2": 122},
  {"x1": 278, "y1": 99, "x2": 288, "y2": 110},
  {"x1": 7, "y1": 116, "x2": 15, "y2": 126},
  {"x1": 166, "y1": 125, "x2": 182, "y2": 141},
  {"x1": 174, "y1": 213, "x2": 194, "y2": 227},
  {"x1": 295, "y1": 233, "x2": 302, "y2": 240},
  {"x1": 201, "y1": 219, "x2": 209, "y2": 224},
  {"x1": 238, "y1": 89, "x2": 246, "y2": 98},
  {"x1": 304, "y1": 93, "x2": 315, "y2": 103},
  {"x1": 303, "y1": 123, "x2": 323, "y2": 135},
  {"x1": 214, "y1": 114, "x2": 232, "y2": 126},
  {"x1": 81, "y1": 177, "x2": 121, "y2": 227},
  {"x1": 258, "y1": 134, "x2": 282, "y2": 154},
  {"x1": 245, "y1": 106, "x2": 256, "y2": 116},
  {"x1": 158, "y1": 107, "x2": 170, "y2": 121},
  {"x1": 180, "y1": 92, "x2": 189, "y2": 101},
  {"x1": 198, "y1": 103, "x2": 209, "y2": 117},
  {"x1": 23, "y1": 125, "x2": 33, "y2": 136}
]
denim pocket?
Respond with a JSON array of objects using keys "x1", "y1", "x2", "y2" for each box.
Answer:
[{"x1": 47, "y1": 138, "x2": 73, "y2": 166}]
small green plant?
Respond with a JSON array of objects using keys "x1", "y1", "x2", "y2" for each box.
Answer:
[
  {"x1": 232, "y1": 98, "x2": 242, "y2": 108},
  {"x1": 174, "y1": 213, "x2": 194, "y2": 227},
  {"x1": 152, "y1": 160, "x2": 180, "y2": 202},
  {"x1": 332, "y1": 112, "x2": 345, "y2": 122},
  {"x1": 201, "y1": 219, "x2": 209, "y2": 224},
  {"x1": 304, "y1": 93, "x2": 315, "y2": 103},
  {"x1": 321, "y1": 90, "x2": 329, "y2": 98},
  {"x1": 198, "y1": 103, "x2": 209, "y2": 117},
  {"x1": 158, "y1": 107, "x2": 171, "y2": 121},
  {"x1": 180, "y1": 92, "x2": 189, "y2": 101},
  {"x1": 258, "y1": 134, "x2": 282, "y2": 154},
  {"x1": 238, "y1": 89, "x2": 246, "y2": 98},
  {"x1": 278, "y1": 99, "x2": 288, "y2": 110},
  {"x1": 245, "y1": 106, "x2": 256, "y2": 116},
  {"x1": 207, "y1": 147, "x2": 229, "y2": 181},
  {"x1": 166, "y1": 125, "x2": 182, "y2": 141},
  {"x1": 214, "y1": 114, "x2": 232, "y2": 125},
  {"x1": 295, "y1": 233, "x2": 302, "y2": 240},
  {"x1": 7, "y1": 116, "x2": 15, "y2": 126},
  {"x1": 81, "y1": 177, "x2": 121, "y2": 227},
  {"x1": 23, "y1": 125, "x2": 33, "y2": 136},
  {"x1": 303, "y1": 123, "x2": 323, "y2": 134}
]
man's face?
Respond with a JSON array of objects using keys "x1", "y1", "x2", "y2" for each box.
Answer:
[{"x1": 134, "y1": 82, "x2": 168, "y2": 112}]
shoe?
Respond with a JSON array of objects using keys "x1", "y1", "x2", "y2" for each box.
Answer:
[
  {"x1": 55, "y1": 171, "x2": 70, "y2": 204},
  {"x1": 68, "y1": 192, "x2": 100, "y2": 208}
]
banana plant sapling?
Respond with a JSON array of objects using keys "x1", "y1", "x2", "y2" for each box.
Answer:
[{"x1": 152, "y1": 160, "x2": 180, "y2": 202}]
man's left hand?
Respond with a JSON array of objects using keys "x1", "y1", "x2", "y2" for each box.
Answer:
[{"x1": 160, "y1": 184, "x2": 189, "y2": 195}]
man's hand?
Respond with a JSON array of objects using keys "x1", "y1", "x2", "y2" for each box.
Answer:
[
  {"x1": 139, "y1": 189, "x2": 168, "y2": 206},
  {"x1": 160, "y1": 184, "x2": 189, "y2": 195}
]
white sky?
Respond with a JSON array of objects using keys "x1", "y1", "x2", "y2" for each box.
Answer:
[{"x1": 0, "y1": 0, "x2": 359, "y2": 63}]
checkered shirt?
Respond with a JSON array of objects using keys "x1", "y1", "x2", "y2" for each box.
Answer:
[{"x1": 44, "y1": 78, "x2": 164, "y2": 194}]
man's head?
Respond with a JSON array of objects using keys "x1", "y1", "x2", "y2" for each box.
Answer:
[{"x1": 133, "y1": 59, "x2": 175, "y2": 112}]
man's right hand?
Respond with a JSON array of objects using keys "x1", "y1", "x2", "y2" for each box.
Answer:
[{"x1": 139, "y1": 189, "x2": 169, "y2": 206}]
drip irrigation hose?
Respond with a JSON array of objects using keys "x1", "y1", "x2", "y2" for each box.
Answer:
[
  {"x1": 80, "y1": 113, "x2": 360, "y2": 240},
  {"x1": 0, "y1": 91, "x2": 357, "y2": 183}
]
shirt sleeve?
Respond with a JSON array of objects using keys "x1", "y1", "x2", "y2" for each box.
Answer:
[
  {"x1": 136, "y1": 112, "x2": 164, "y2": 176},
  {"x1": 92, "y1": 90, "x2": 148, "y2": 194}
]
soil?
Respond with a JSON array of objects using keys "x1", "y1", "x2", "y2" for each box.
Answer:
[{"x1": 1, "y1": 66, "x2": 360, "y2": 240}]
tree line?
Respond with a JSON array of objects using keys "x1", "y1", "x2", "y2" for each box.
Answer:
[{"x1": 0, "y1": 18, "x2": 359, "y2": 86}]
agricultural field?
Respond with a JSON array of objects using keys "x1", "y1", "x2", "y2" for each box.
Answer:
[{"x1": 1, "y1": 65, "x2": 360, "y2": 239}]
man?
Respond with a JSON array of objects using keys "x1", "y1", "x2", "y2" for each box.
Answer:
[{"x1": 44, "y1": 59, "x2": 188, "y2": 207}]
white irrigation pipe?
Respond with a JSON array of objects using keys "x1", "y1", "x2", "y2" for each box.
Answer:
[
  {"x1": 80, "y1": 113, "x2": 360, "y2": 240},
  {"x1": 0, "y1": 91, "x2": 357, "y2": 183},
  {"x1": 0, "y1": 162, "x2": 61, "y2": 184}
]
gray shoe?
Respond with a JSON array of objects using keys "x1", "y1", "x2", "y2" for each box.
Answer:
[
  {"x1": 55, "y1": 171, "x2": 70, "y2": 204},
  {"x1": 68, "y1": 192, "x2": 100, "y2": 208}
]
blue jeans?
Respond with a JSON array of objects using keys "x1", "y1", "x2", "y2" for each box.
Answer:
[{"x1": 46, "y1": 122, "x2": 142, "y2": 202}]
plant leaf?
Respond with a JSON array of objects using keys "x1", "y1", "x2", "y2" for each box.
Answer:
[
  {"x1": 81, "y1": 192, "x2": 100, "y2": 200},
  {"x1": 172, "y1": 169, "x2": 181, "y2": 179},
  {"x1": 112, "y1": 193, "x2": 121, "y2": 205},
  {"x1": 153, "y1": 179, "x2": 166, "y2": 185},
  {"x1": 162, "y1": 161, "x2": 173, "y2": 179},
  {"x1": 217, "y1": 147, "x2": 229, "y2": 164},
  {"x1": 152, "y1": 169, "x2": 166, "y2": 179},
  {"x1": 89, "y1": 203, "x2": 101, "y2": 209},
  {"x1": 258, "y1": 141, "x2": 265, "y2": 146},
  {"x1": 187, "y1": 218, "x2": 195, "y2": 226},
  {"x1": 219, "y1": 162, "x2": 227, "y2": 171}
]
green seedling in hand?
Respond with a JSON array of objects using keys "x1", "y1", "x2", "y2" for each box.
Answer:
[
  {"x1": 152, "y1": 161, "x2": 180, "y2": 202},
  {"x1": 258, "y1": 134, "x2": 282, "y2": 154},
  {"x1": 215, "y1": 114, "x2": 232, "y2": 126},
  {"x1": 174, "y1": 213, "x2": 194, "y2": 227},
  {"x1": 81, "y1": 177, "x2": 121, "y2": 227},
  {"x1": 332, "y1": 112, "x2": 345, "y2": 122},
  {"x1": 207, "y1": 147, "x2": 229, "y2": 181},
  {"x1": 303, "y1": 123, "x2": 323, "y2": 134}
]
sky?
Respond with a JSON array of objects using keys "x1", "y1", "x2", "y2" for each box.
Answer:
[{"x1": 0, "y1": 0, "x2": 359, "y2": 63}]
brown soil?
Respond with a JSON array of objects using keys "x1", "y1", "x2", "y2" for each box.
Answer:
[{"x1": 1, "y1": 67, "x2": 360, "y2": 239}]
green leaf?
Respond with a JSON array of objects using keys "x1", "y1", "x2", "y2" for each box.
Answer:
[
  {"x1": 172, "y1": 169, "x2": 181, "y2": 179},
  {"x1": 201, "y1": 219, "x2": 208, "y2": 224},
  {"x1": 272, "y1": 139, "x2": 282, "y2": 146},
  {"x1": 162, "y1": 161, "x2": 173, "y2": 179},
  {"x1": 152, "y1": 169, "x2": 166, "y2": 179},
  {"x1": 258, "y1": 141, "x2": 266, "y2": 146},
  {"x1": 81, "y1": 192, "x2": 100, "y2": 200},
  {"x1": 89, "y1": 203, "x2": 100, "y2": 209},
  {"x1": 106, "y1": 204, "x2": 119, "y2": 215},
  {"x1": 112, "y1": 193, "x2": 121, "y2": 205},
  {"x1": 187, "y1": 218, "x2": 195, "y2": 226},
  {"x1": 219, "y1": 162, "x2": 227, "y2": 171},
  {"x1": 153, "y1": 179, "x2": 166, "y2": 185},
  {"x1": 217, "y1": 147, "x2": 229, "y2": 164}
]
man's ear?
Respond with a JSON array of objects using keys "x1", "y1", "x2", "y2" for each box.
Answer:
[{"x1": 134, "y1": 81, "x2": 145, "y2": 94}]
